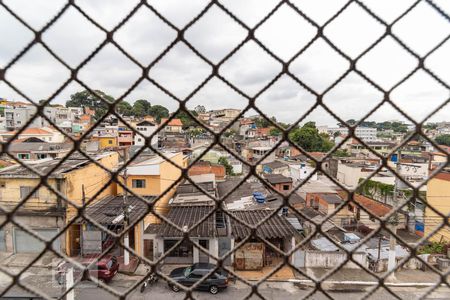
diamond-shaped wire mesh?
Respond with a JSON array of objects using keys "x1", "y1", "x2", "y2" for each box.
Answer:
[{"x1": 0, "y1": 0, "x2": 449, "y2": 299}]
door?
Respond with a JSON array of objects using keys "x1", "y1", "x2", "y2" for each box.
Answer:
[
  {"x1": 14, "y1": 228, "x2": 60, "y2": 253},
  {"x1": 144, "y1": 239, "x2": 154, "y2": 260},
  {"x1": 198, "y1": 240, "x2": 209, "y2": 263}
]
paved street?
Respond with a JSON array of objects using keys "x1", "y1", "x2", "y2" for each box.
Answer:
[
  {"x1": 2, "y1": 269, "x2": 450, "y2": 300},
  {"x1": 76, "y1": 281, "x2": 450, "y2": 300}
]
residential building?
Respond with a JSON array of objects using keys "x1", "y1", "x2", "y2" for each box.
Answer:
[
  {"x1": 117, "y1": 152, "x2": 187, "y2": 224},
  {"x1": 0, "y1": 127, "x2": 65, "y2": 143},
  {"x1": 0, "y1": 152, "x2": 119, "y2": 255},
  {"x1": 7, "y1": 138, "x2": 72, "y2": 160},
  {"x1": 188, "y1": 161, "x2": 226, "y2": 181},
  {"x1": 4, "y1": 105, "x2": 44, "y2": 131},
  {"x1": 320, "y1": 126, "x2": 378, "y2": 142},
  {"x1": 117, "y1": 128, "x2": 133, "y2": 147},
  {"x1": 264, "y1": 174, "x2": 293, "y2": 193},
  {"x1": 424, "y1": 171, "x2": 450, "y2": 242},
  {"x1": 160, "y1": 118, "x2": 183, "y2": 133},
  {"x1": 133, "y1": 120, "x2": 157, "y2": 146},
  {"x1": 81, "y1": 194, "x2": 154, "y2": 258},
  {"x1": 262, "y1": 160, "x2": 289, "y2": 176},
  {"x1": 239, "y1": 119, "x2": 256, "y2": 139}
]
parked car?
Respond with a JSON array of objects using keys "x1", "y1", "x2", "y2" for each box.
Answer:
[
  {"x1": 56, "y1": 255, "x2": 119, "y2": 284},
  {"x1": 168, "y1": 263, "x2": 229, "y2": 294}
]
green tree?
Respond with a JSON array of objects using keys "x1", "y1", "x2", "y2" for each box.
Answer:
[
  {"x1": 218, "y1": 157, "x2": 234, "y2": 176},
  {"x1": 66, "y1": 90, "x2": 114, "y2": 119},
  {"x1": 289, "y1": 122, "x2": 334, "y2": 152},
  {"x1": 116, "y1": 100, "x2": 133, "y2": 116},
  {"x1": 148, "y1": 104, "x2": 169, "y2": 123},
  {"x1": 270, "y1": 127, "x2": 282, "y2": 137},
  {"x1": 333, "y1": 149, "x2": 350, "y2": 157},
  {"x1": 175, "y1": 110, "x2": 198, "y2": 127},
  {"x1": 436, "y1": 134, "x2": 450, "y2": 146},
  {"x1": 132, "y1": 99, "x2": 151, "y2": 117}
]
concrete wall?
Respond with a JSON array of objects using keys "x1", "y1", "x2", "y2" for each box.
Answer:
[
  {"x1": 303, "y1": 250, "x2": 368, "y2": 269},
  {"x1": 425, "y1": 174, "x2": 450, "y2": 242},
  {"x1": 0, "y1": 215, "x2": 65, "y2": 253}
]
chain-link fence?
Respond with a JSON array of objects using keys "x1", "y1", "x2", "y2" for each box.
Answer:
[{"x1": 0, "y1": 0, "x2": 449, "y2": 299}]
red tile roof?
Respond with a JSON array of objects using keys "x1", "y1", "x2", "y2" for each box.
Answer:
[
  {"x1": 339, "y1": 192, "x2": 391, "y2": 217},
  {"x1": 161, "y1": 118, "x2": 183, "y2": 126}
]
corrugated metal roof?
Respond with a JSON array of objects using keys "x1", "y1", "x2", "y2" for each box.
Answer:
[
  {"x1": 145, "y1": 206, "x2": 220, "y2": 237},
  {"x1": 229, "y1": 210, "x2": 298, "y2": 239},
  {"x1": 85, "y1": 195, "x2": 155, "y2": 224}
]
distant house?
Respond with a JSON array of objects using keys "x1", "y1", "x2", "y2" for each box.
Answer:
[
  {"x1": 0, "y1": 127, "x2": 65, "y2": 143},
  {"x1": 305, "y1": 193, "x2": 353, "y2": 226},
  {"x1": 264, "y1": 174, "x2": 293, "y2": 193},
  {"x1": 188, "y1": 161, "x2": 226, "y2": 181},
  {"x1": 7, "y1": 138, "x2": 72, "y2": 160},
  {"x1": 133, "y1": 120, "x2": 157, "y2": 146},
  {"x1": 339, "y1": 192, "x2": 407, "y2": 230},
  {"x1": 161, "y1": 118, "x2": 183, "y2": 133},
  {"x1": 262, "y1": 160, "x2": 289, "y2": 176}
]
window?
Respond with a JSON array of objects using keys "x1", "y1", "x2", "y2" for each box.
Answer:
[
  {"x1": 188, "y1": 272, "x2": 203, "y2": 279},
  {"x1": 132, "y1": 179, "x2": 146, "y2": 188},
  {"x1": 108, "y1": 140, "x2": 113, "y2": 144},
  {"x1": 17, "y1": 153, "x2": 30, "y2": 160},
  {"x1": 20, "y1": 186, "x2": 39, "y2": 200},
  {"x1": 282, "y1": 185, "x2": 290, "y2": 191}
]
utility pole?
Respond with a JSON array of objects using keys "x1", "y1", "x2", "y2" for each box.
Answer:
[
  {"x1": 123, "y1": 168, "x2": 130, "y2": 266},
  {"x1": 80, "y1": 184, "x2": 86, "y2": 257},
  {"x1": 387, "y1": 150, "x2": 401, "y2": 280}
]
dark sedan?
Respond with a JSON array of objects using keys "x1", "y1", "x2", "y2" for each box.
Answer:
[{"x1": 168, "y1": 263, "x2": 229, "y2": 294}]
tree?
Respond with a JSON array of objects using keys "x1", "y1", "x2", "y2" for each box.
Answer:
[
  {"x1": 116, "y1": 100, "x2": 133, "y2": 116},
  {"x1": 289, "y1": 122, "x2": 334, "y2": 152},
  {"x1": 218, "y1": 157, "x2": 234, "y2": 176},
  {"x1": 175, "y1": 110, "x2": 198, "y2": 128},
  {"x1": 333, "y1": 149, "x2": 350, "y2": 157},
  {"x1": 254, "y1": 116, "x2": 276, "y2": 128},
  {"x1": 66, "y1": 90, "x2": 114, "y2": 119},
  {"x1": 194, "y1": 105, "x2": 206, "y2": 113},
  {"x1": 132, "y1": 99, "x2": 151, "y2": 117},
  {"x1": 270, "y1": 127, "x2": 282, "y2": 137},
  {"x1": 436, "y1": 134, "x2": 450, "y2": 146},
  {"x1": 148, "y1": 105, "x2": 169, "y2": 123}
]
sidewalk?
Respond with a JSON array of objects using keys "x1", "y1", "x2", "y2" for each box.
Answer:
[{"x1": 291, "y1": 267, "x2": 446, "y2": 290}]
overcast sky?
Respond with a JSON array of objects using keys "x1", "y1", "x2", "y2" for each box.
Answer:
[{"x1": 0, "y1": 0, "x2": 449, "y2": 126}]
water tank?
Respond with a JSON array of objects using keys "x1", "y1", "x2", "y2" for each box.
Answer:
[{"x1": 253, "y1": 192, "x2": 266, "y2": 204}]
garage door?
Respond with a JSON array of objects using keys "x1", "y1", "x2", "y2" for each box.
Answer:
[{"x1": 14, "y1": 228, "x2": 60, "y2": 253}]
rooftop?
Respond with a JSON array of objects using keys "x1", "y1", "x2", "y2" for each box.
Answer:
[
  {"x1": 229, "y1": 210, "x2": 299, "y2": 239},
  {"x1": 85, "y1": 195, "x2": 155, "y2": 225},
  {"x1": 264, "y1": 173, "x2": 293, "y2": 184},
  {"x1": 263, "y1": 160, "x2": 288, "y2": 170},
  {"x1": 161, "y1": 118, "x2": 183, "y2": 126},
  {"x1": 145, "y1": 206, "x2": 221, "y2": 237},
  {"x1": 318, "y1": 193, "x2": 343, "y2": 204},
  {"x1": 0, "y1": 152, "x2": 115, "y2": 179}
]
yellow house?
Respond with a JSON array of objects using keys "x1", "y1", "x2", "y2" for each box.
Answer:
[
  {"x1": 117, "y1": 152, "x2": 187, "y2": 222},
  {"x1": 95, "y1": 135, "x2": 118, "y2": 149},
  {"x1": 424, "y1": 171, "x2": 450, "y2": 242},
  {"x1": 0, "y1": 152, "x2": 118, "y2": 255},
  {"x1": 114, "y1": 151, "x2": 187, "y2": 256}
]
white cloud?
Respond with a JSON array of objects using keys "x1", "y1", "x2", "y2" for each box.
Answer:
[{"x1": 1, "y1": 0, "x2": 449, "y2": 125}]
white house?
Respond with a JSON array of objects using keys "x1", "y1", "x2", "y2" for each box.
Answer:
[{"x1": 133, "y1": 120, "x2": 158, "y2": 147}]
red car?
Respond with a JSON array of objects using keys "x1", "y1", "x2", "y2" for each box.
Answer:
[{"x1": 56, "y1": 255, "x2": 119, "y2": 284}]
